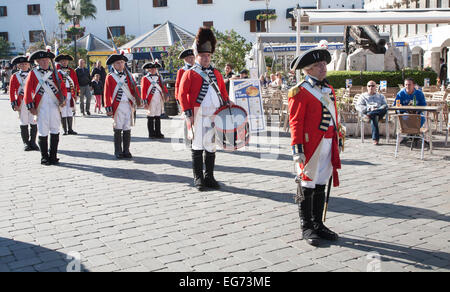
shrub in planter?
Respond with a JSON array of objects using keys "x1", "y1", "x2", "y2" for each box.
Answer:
[{"x1": 326, "y1": 70, "x2": 438, "y2": 89}]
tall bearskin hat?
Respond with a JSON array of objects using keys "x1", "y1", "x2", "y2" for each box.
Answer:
[{"x1": 193, "y1": 27, "x2": 217, "y2": 55}]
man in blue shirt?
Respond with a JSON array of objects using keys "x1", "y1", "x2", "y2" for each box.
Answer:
[{"x1": 394, "y1": 78, "x2": 427, "y2": 126}]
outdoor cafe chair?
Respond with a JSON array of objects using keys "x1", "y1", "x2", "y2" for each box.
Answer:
[{"x1": 394, "y1": 114, "x2": 427, "y2": 160}]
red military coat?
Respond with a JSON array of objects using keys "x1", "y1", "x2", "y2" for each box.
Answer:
[
  {"x1": 56, "y1": 64, "x2": 80, "y2": 96},
  {"x1": 289, "y1": 79, "x2": 342, "y2": 187},
  {"x1": 178, "y1": 67, "x2": 228, "y2": 116},
  {"x1": 175, "y1": 66, "x2": 191, "y2": 101},
  {"x1": 9, "y1": 71, "x2": 29, "y2": 107},
  {"x1": 141, "y1": 74, "x2": 168, "y2": 105},
  {"x1": 104, "y1": 72, "x2": 138, "y2": 116},
  {"x1": 56, "y1": 64, "x2": 79, "y2": 107},
  {"x1": 24, "y1": 69, "x2": 67, "y2": 110}
]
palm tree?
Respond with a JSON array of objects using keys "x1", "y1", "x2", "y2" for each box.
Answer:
[{"x1": 55, "y1": 0, "x2": 97, "y2": 23}]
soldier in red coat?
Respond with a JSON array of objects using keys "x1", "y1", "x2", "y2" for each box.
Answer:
[
  {"x1": 141, "y1": 62, "x2": 168, "y2": 139},
  {"x1": 9, "y1": 54, "x2": 39, "y2": 151},
  {"x1": 179, "y1": 27, "x2": 229, "y2": 191},
  {"x1": 104, "y1": 52, "x2": 139, "y2": 159},
  {"x1": 175, "y1": 49, "x2": 195, "y2": 103},
  {"x1": 24, "y1": 48, "x2": 67, "y2": 165},
  {"x1": 289, "y1": 47, "x2": 343, "y2": 246},
  {"x1": 55, "y1": 54, "x2": 80, "y2": 135}
]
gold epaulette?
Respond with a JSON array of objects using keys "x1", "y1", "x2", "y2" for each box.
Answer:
[{"x1": 288, "y1": 86, "x2": 300, "y2": 99}]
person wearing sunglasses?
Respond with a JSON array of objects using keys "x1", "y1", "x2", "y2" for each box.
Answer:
[{"x1": 355, "y1": 81, "x2": 388, "y2": 145}]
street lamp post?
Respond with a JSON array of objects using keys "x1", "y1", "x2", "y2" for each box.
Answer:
[
  {"x1": 265, "y1": 0, "x2": 270, "y2": 33},
  {"x1": 68, "y1": 0, "x2": 80, "y2": 64},
  {"x1": 22, "y1": 38, "x2": 26, "y2": 54},
  {"x1": 59, "y1": 20, "x2": 65, "y2": 46}
]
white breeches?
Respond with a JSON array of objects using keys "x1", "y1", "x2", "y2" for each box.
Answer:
[
  {"x1": 192, "y1": 86, "x2": 221, "y2": 153},
  {"x1": 19, "y1": 101, "x2": 37, "y2": 126},
  {"x1": 301, "y1": 138, "x2": 333, "y2": 188},
  {"x1": 37, "y1": 93, "x2": 61, "y2": 136},
  {"x1": 114, "y1": 101, "x2": 132, "y2": 131},
  {"x1": 147, "y1": 92, "x2": 163, "y2": 117},
  {"x1": 61, "y1": 92, "x2": 74, "y2": 118}
]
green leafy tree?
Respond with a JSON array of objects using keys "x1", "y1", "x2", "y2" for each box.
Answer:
[
  {"x1": 211, "y1": 27, "x2": 252, "y2": 74},
  {"x1": 55, "y1": 0, "x2": 97, "y2": 23},
  {"x1": 0, "y1": 37, "x2": 12, "y2": 59},
  {"x1": 112, "y1": 35, "x2": 136, "y2": 48},
  {"x1": 161, "y1": 42, "x2": 185, "y2": 78}
]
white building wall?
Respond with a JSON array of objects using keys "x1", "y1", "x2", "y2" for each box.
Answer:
[{"x1": 1, "y1": 0, "x2": 363, "y2": 55}]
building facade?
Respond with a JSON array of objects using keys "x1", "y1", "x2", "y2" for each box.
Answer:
[
  {"x1": 365, "y1": 0, "x2": 450, "y2": 76},
  {"x1": 0, "y1": 0, "x2": 363, "y2": 55}
]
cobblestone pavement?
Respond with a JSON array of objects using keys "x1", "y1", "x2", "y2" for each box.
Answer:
[{"x1": 0, "y1": 93, "x2": 449, "y2": 272}]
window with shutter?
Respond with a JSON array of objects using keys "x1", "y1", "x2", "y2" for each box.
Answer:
[
  {"x1": 29, "y1": 30, "x2": 43, "y2": 43},
  {"x1": 0, "y1": 32, "x2": 8, "y2": 41},
  {"x1": 250, "y1": 20, "x2": 256, "y2": 33},
  {"x1": 154, "y1": 0, "x2": 168, "y2": 7},
  {"x1": 27, "y1": 4, "x2": 40, "y2": 15},
  {"x1": 106, "y1": 0, "x2": 120, "y2": 10},
  {"x1": 107, "y1": 26, "x2": 125, "y2": 39},
  {"x1": 203, "y1": 21, "x2": 213, "y2": 28},
  {"x1": 0, "y1": 6, "x2": 7, "y2": 17}
]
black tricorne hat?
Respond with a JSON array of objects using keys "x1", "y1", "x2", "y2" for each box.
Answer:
[
  {"x1": 106, "y1": 52, "x2": 128, "y2": 66},
  {"x1": 55, "y1": 54, "x2": 74, "y2": 62},
  {"x1": 178, "y1": 49, "x2": 194, "y2": 60},
  {"x1": 142, "y1": 62, "x2": 161, "y2": 70},
  {"x1": 290, "y1": 47, "x2": 331, "y2": 71},
  {"x1": 11, "y1": 55, "x2": 31, "y2": 65},
  {"x1": 29, "y1": 48, "x2": 56, "y2": 62}
]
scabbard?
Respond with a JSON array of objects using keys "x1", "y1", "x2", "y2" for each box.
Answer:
[
  {"x1": 323, "y1": 176, "x2": 333, "y2": 222},
  {"x1": 294, "y1": 162, "x2": 304, "y2": 203}
]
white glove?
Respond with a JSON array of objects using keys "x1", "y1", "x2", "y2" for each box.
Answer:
[{"x1": 293, "y1": 153, "x2": 306, "y2": 164}]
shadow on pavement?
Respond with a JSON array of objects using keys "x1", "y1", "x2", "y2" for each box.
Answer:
[
  {"x1": 75, "y1": 133, "x2": 179, "y2": 144},
  {"x1": 57, "y1": 152, "x2": 447, "y2": 223},
  {"x1": 330, "y1": 197, "x2": 450, "y2": 223},
  {"x1": 0, "y1": 237, "x2": 88, "y2": 272},
  {"x1": 59, "y1": 162, "x2": 192, "y2": 185},
  {"x1": 334, "y1": 236, "x2": 450, "y2": 271},
  {"x1": 341, "y1": 159, "x2": 380, "y2": 166}
]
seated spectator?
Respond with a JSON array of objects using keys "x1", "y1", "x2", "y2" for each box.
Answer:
[
  {"x1": 356, "y1": 81, "x2": 388, "y2": 145},
  {"x1": 393, "y1": 78, "x2": 427, "y2": 127},
  {"x1": 269, "y1": 74, "x2": 277, "y2": 87}
]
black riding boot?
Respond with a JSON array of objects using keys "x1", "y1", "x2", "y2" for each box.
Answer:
[
  {"x1": 49, "y1": 133, "x2": 60, "y2": 165},
  {"x1": 61, "y1": 117, "x2": 68, "y2": 135},
  {"x1": 114, "y1": 129, "x2": 124, "y2": 159},
  {"x1": 38, "y1": 136, "x2": 50, "y2": 165},
  {"x1": 67, "y1": 117, "x2": 77, "y2": 135},
  {"x1": 312, "y1": 184, "x2": 338, "y2": 241},
  {"x1": 204, "y1": 151, "x2": 220, "y2": 189},
  {"x1": 298, "y1": 186, "x2": 320, "y2": 246},
  {"x1": 29, "y1": 124, "x2": 39, "y2": 151},
  {"x1": 122, "y1": 130, "x2": 132, "y2": 158},
  {"x1": 154, "y1": 116, "x2": 164, "y2": 139},
  {"x1": 192, "y1": 150, "x2": 206, "y2": 191},
  {"x1": 147, "y1": 117, "x2": 155, "y2": 138},
  {"x1": 20, "y1": 125, "x2": 32, "y2": 151}
]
